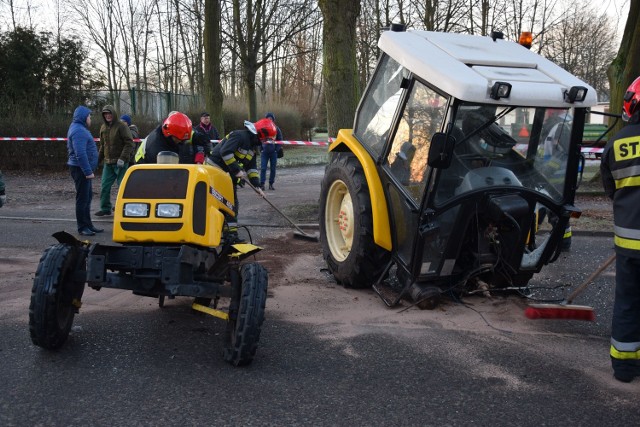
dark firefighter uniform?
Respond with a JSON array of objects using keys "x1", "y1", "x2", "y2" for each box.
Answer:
[
  {"x1": 135, "y1": 127, "x2": 209, "y2": 164},
  {"x1": 209, "y1": 128, "x2": 261, "y2": 228},
  {"x1": 600, "y1": 121, "x2": 640, "y2": 382}
]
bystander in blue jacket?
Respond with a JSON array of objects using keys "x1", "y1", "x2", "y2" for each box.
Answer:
[{"x1": 67, "y1": 106, "x2": 102, "y2": 236}]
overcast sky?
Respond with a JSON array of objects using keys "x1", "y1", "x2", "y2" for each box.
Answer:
[{"x1": 0, "y1": 0, "x2": 631, "y2": 35}]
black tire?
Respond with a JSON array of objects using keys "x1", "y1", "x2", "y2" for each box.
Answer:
[
  {"x1": 29, "y1": 244, "x2": 86, "y2": 350},
  {"x1": 223, "y1": 263, "x2": 268, "y2": 366},
  {"x1": 319, "y1": 152, "x2": 391, "y2": 288}
]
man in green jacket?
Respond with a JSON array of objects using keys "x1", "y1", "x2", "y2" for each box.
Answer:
[{"x1": 95, "y1": 105, "x2": 135, "y2": 217}]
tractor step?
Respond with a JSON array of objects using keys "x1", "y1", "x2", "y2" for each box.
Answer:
[
  {"x1": 372, "y1": 280, "x2": 405, "y2": 307},
  {"x1": 191, "y1": 302, "x2": 229, "y2": 320}
]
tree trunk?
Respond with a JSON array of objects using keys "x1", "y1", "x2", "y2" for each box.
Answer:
[
  {"x1": 319, "y1": 0, "x2": 361, "y2": 136},
  {"x1": 204, "y1": 0, "x2": 224, "y2": 135},
  {"x1": 607, "y1": 2, "x2": 640, "y2": 134},
  {"x1": 245, "y1": 63, "x2": 258, "y2": 121}
]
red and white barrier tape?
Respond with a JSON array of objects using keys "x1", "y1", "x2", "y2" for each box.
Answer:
[
  {"x1": 514, "y1": 143, "x2": 603, "y2": 155},
  {"x1": 0, "y1": 137, "x2": 603, "y2": 154},
  {"x1": 580, "y1": 147, "x2": 604, "y2": 154},
  {"x1": 0, "y1": 137, "x2": 144, "y2": 142},
  {"x1": 0, "y1": 137, "x2": 328, "y2": 147}
]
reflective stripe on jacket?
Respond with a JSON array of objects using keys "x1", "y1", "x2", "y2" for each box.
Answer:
[
  {"x1": 209, "y1": 129, "x2": 260, "y2": 186},
  {"x1": 601, "y1": 123, "x2": 640, "y2": 256}
]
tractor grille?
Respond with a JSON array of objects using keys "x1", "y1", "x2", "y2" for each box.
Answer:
[{"x1": 123, "y1": 169, "x2": 189, "y2": 199}]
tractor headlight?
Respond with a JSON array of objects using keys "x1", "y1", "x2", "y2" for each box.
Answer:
[
  {"x1": 490, "y1": 81, "x2": 512, "y2": 100},
  {"x1": 123, "y1": 203, "x2": 150, "y2": 217},
  {"x1": 156, "y1": 203, "x2": 182, "y2": 218},
  {"x1": 564, "y1": 86, "x2": 588, "y2": 103}
]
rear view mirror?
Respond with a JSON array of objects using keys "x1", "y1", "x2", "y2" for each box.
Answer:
[{"x1": 428, "y1": 132, "x2": 455, "y2": 169}]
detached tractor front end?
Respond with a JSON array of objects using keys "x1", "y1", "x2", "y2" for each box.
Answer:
[
  {"x1": 29, "y1": 163, "x2": 268, "y2": 366},
  {"x1": 319, "y1": 27, "x2": 597, "y2": 309}
]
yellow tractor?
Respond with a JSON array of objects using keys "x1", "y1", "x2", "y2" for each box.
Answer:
[
  {"x1": 29, "y1": 162, "x2": 267, "y2": 366},
  {"x1": 320, "y1": 25, "x2": 597, "y2": 308}
]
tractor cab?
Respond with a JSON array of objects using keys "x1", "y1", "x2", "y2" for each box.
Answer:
[{"x1": 320, "y1": 27, "x2": 597, "y2": 307}]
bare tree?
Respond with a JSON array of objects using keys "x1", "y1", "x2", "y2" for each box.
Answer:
[
  {"x1": 412, "y1": 0, "x2": 469, "y2": 32},
  {"x1": 543, "y1": 1, "x2": 617, "y2": 101},
  {"x1": 226, "y1": 0, "x2": 318, "y2": 120},
  {"x1": 71, "y1": 0, "x2": 122, "y2": 107},
  {"x1": 204, "y1": 0, "x2": 224, "y2": 134},
  {"x1": 319, "y1": 0, "x2": 361, "y2": 136},
  {"x1": 608, "y1": 1, "x2": 640, "y2": 132}
]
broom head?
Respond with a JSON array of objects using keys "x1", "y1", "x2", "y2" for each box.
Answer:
[{"x1": 524, "y1": 303, "x2": 595, "y2": 321}]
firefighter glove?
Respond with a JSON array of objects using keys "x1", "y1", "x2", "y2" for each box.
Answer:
[
  {"x1": 235, "y1": 170, "x2": 247, "y2": 180},
  {"x1": 236, "y1": 177, "x2": 245, "y2": 188},
  {"x1": 194, "y1": 152, "x2": 205, "y2": 164}
]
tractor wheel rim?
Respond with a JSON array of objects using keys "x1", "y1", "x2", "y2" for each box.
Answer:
[{"x1": 326, "y1": 179, "x2": 353, "y2": 261}]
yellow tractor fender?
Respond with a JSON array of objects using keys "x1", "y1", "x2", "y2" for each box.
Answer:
[{"x1": 328, "y1": 129, "x2": 392, "y2": 251}]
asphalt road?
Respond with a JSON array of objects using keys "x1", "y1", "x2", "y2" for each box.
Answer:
[{"x1": 1, "y1": 165, "x2": 638, "y2": 426}]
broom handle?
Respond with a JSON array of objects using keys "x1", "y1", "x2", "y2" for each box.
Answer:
[
  {"x1": 244, "y1": 179, "x2": 311, "y2": 236},
  {"x1": 566, "y1": 253, "x2": 616, "y2": 304}
]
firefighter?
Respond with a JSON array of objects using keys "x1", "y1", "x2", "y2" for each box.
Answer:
[
  {"x1": 208, "y1": 119, "x2": 274, "y2": 242},
  {"x1": 136, "y1": 112, "x2": 208, "y2": 164},
  {"x1": 600, "y1": 76, "x2": 640, "y2": 383}
]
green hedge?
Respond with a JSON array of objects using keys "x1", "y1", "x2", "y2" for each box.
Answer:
[
  {"x1": 0, "y1": 140, "x2": 69, "y2": 171},
  {"x1": 0, "y1": 102, "x2": 324, "y2": 171}
]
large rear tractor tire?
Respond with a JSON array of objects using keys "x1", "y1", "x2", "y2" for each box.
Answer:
[
  {"x1": 320, "y1": 153, "x2": 391, "y2": 288},
  {"x1": 29, "y1": 243, "x2": 87, "y2": 350},
  {"x1": 223, "y1": 263, "x2": 268, "y2": 366}
]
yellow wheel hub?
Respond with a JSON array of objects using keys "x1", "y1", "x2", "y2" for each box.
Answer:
[{"x1": 325, "y1": 179, "x2": 354, "y2": 261}]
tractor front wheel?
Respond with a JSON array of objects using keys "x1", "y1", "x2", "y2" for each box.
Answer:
[
  {"x1": 29, "y1": 243, "x2": 86, "y2": 350},
  {"x1": 223, "y1": 263, "x2": 268, "y2": 366}
]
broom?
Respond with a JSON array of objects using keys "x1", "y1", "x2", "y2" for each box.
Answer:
[
  {"x1": 524, "y1": 252, "x2": 616, "y2": 321},
  {"x1": 244, "y1": 179, "x2": 320, "y2": 242}
]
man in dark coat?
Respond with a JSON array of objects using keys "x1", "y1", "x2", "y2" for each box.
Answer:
[
  {"x1": 194, "y1": 112, "x2": 220, "y2": 142},
  {"x1": 259, "y1": 112, "x2": 284, "y2": 190}
]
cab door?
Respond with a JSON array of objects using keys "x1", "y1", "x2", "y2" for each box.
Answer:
[{"x1": 380, "y1": 80, "x2": 449, "y2": 270}]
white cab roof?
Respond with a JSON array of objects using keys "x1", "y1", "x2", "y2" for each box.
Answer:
[{"x1": 378, "y1": 29, "x2": 597, "y2": 108}]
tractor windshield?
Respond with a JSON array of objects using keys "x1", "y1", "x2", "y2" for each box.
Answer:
[{"x1": 435, "y1": 103, "x2": 575, "y2": 205}]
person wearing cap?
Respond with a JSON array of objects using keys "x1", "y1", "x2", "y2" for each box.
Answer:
[
  {"x1": 120, "y1": 114, "x2": 140, "y2": 164},
  {"x1": 95, "y1": 105, "x2": 135, "y2": 217},
  {"x1": 194, "y1": 112, "x2": 220, "y2": 145},
  {"x1": 259, "y1": 112, "x2": 283, "y2": 190},
  {"x1": 120, "y1": 114, "x2": 139, "y2": 139}
]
